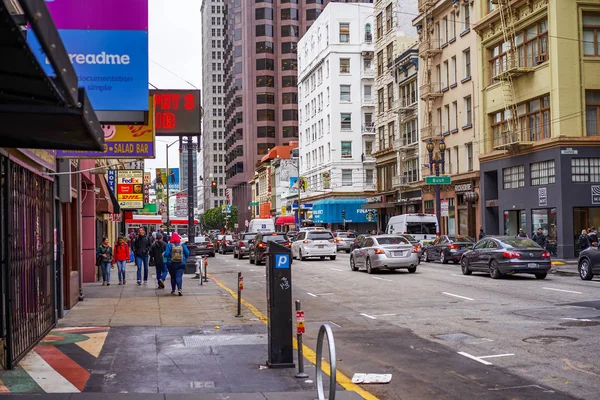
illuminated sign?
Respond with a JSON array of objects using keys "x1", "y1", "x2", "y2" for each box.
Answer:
[
  {"x1": 117, "y1": 169, "x2": 144, "y2": 209},
  {"x1": 151, "y1": 90, "x2": 201, "y2": 136}
]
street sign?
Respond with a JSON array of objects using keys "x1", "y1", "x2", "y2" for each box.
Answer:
[
  {"x1": 441, "y1": 200, "x2": 449, "y2": 217},
  {"x1": 425, "y1": 176, "x2": 452, "y2": 185}
]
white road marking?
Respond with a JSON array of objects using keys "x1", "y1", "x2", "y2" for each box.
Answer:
[
  {"x1": 360, "y1": 313, "x2": 377, "y2": 320},
  {"x1": 330, "y1": 268, "x2": 343, "y2": 272},
  {"x1": 329, "y1": 321, "x2": 342, "y2": 328},
  {"x1": 442, "y1": 292, "x2": 474, "y2": 301},
  {"x1": 315, "y1": 293, "x2": 334, "y2": 296},
  {"x1": 372, "y1": 313, "x2": 396, "y2": 317},
  {"x1": 307, "y1": 293, "x2": 318, "y2": 297},
  {"x1": 489, "y1": 385, "x2": 555, "y2": 393},
  {"x1": 372, "y1": 277, "x2": 392, "y2": 282},
  {"x1": 479, "y1": 353, "x2": 515, "y2": 359},
  {"x1": 457, "y1": 351, "x2": 492, "y2": 365},
  {"x1": 542, "y1": 287, "x2": 582, "y2": 294},
  {"x1": 561, "y1": 317, "x2": 592, "y2": 322}
]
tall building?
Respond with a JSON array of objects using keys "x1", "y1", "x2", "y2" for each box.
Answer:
[
  {"x1": 201, "y1": 0, "x2": 227, "y2": 212},
  {"x1": 371, "y1": 0, "x2": 418, "y2": 230},
  {"x1": 297, "y1": 2, "x2": 377, "y2": 231},
  {"x1": 179, "y1": 147, "x2": 198, "y2": 213},
  {"x1": 413, "y1": 0, "x2": 481, "y2": 237},
  {"x1": 221, "y1": 0, "x2": 373, "y2": 226},
  {"x1": 474, "y1": 0, "x2": 600, "y2": 258}
]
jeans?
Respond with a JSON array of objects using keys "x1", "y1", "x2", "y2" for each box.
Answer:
[
  {"x1": 135, "y1": 255, "x2": 149, "y2": 282},
  {"x1": 101, "y1": 262, "x2": 111, "y2": 283},
  {"x1": 167, "y1": 263, "x2": 185, "y2": 291},
  {"x1": 116, "y1": 260, "x2": 127, "y2": 282},
  {"x1": 155, "y1": 263, "x2": 168, "y2": 282}
]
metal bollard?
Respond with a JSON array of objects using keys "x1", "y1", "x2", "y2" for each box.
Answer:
[
  {"x1": 294, "y1": 300, "x2": 308, "y2": 378},
  {"x1": 235, "y1": 272, "x2": 243, "y2": 318}
]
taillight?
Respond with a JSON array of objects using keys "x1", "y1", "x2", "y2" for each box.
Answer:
[
  {"x1": 240, "y1": 241, "x2": 245, "y2": 247},
  {"x1": 412, "y1": 246, "x2": 419, "y2": 253},
  {"x1": 226, "y1": 241, "x2": 230, "y2": 245},
  {"x1": 207, "y1": 243, "x2": 213, "y2": 247},
  {"x1": 257, "y1": 243, "x2": 265, "y2": 248},
  {"x1": 541, "y1": 251, "x2": 551, "y2": 259},
  {"x1": 284, "y1": 242, "x2": 292, "y2": 247},
  {"x1": 503, "y1": 251, "x2": 521, "y2": 259},
  {"x1": 374, "y1": 249, "x2": 385, "y2": 254},
  {"x1": 449, "y1": 244, "x2": 458, "y2": 249}
]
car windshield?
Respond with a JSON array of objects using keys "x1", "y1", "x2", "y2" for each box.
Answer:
[
  {"x1": 401, "y1": 234, "x2": 417, "y2": 242},
  {"x1": 217, "y1": 235, "x2": 224, "y2": 240},
  {"x1": 376, "y1": 237, "x2": 410, "y2": 245},
  {"x1": 308, "y1": 232, "x2": 334, "y2": 240},
  {"x1": 501, "y1": 238, "x2": 540, "y2": 249},
  {"x1": 448, "y1": 235, "x2": 474, "y2": 243},
  {"x1": 337, "y1": 233, "x2": 356, "y2": 238},
  {"x1": 243, "y1": 233, "x2": 256, "y2": 239},
  {"x1": 264, "y1": 235, "x2": 287, "y2": 242},
  {"x1": 406, "y1": 222, "x2": 437, "y2": 235},
  {"x1": 224, "y1": 235, "x2": 233, "y2": 240}
]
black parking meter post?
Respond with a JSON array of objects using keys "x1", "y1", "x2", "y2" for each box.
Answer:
[{"x1": 266, "y1": 242, "x2": 295, "y2": 369}]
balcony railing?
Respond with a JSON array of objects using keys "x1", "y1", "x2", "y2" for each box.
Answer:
[
  {"x1": 392, "y1": 175, "x2": 410, "y2": 188},
  {"x1": 419, "y1": 81, "x2": 443, "y2": 100},
  {"x1": 420, "y1": 125, "x2": 441, "y2": 142},
  {"x1": 492, "y1": 130, "x2": 534, "y2": 150},
  {"x1": 418, "y1": 0, "x2": 437, "y2": 13},
  {"x1": 362, "y1": 123, "x2": 376, "y2": 133},
  {"x1": 419, "y1": 38, "x2": 442, "y2": 58},
  {"x1": 362, "y1": 68, "x2": 376, "y2": 78}
]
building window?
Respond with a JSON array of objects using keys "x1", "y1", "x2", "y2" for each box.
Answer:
[
  {"x1": 281, "y1": 59, "x2": 297, "y2": 71},
  {"x1": 402, "y1": 119, "x2": 417, "y2": 145},
  {"x1": 256, "y1": 24, "x2": 274, "y2": 37},
  {"x1": 256, "y1": 75, "x2": 274, "y2": 87},
  {"x1": 386, "y1": 3, "x2": 393, "y2": 32},
  {"x1": 491, "y1": 94, "x2": 550, "y2": 145},
  {"x1": 464, "y1": 96, "x2": 472, "y2": 126},
  {"x1": 364, "y1": 85, "x2": 372, "y2": 102},
  {"x1": 466, "y1": 143, "x2": 473, "y2": 171},
  {"x1": 387, "y1": 83, "x2": 394, "y2": 109},
  {"x1": 282, "y1": 76, "x2": 297, "y2": 87},
  {"x1": 365, "y1": 23, "x2": 372, "y2": 43},
  {"x1": 583, "y1": 13, "x2": 600, "y2": 56},
  {"x1": 281, "y1": 25, "x2": 299, "y2": 37},
  {"x1": 366, "y1": 169, "x2": 374, "y2": 184},
  {"x1": 405, "y1": 158, "x2": 419, "y2": 182},
  {"x1": 377, "y1": 89, "x2": 385, "y2": 113},
  {"x1": 257, "y1": 93, "x2": 275, "y2": 104},
  {"x1": 571, "y1": 158, "x2": 600, "y2": 183},
  {"x1": 257, "y1": 126, "x2": 276, "y2": 137},
  {"x1": 282, "y1": 110, "x2": 298, "y2": 121},
  {"x1": 463, "y1": 4, "x2": 470, "y2": 31},
  {"x1": 340, "y1": 113, "x2": 351, "y2": 130},
  {"x1": 377, "y1": 51, "x2": 383, "y2": 76},
  {"x1": 339, "y1": 23, "x2": 350, "y2": 43},
  {"x1": 282, "y1": 92, "x2": 297, "y2": 104},
  {"x1": 339, "y1": 58, "x2": 350, "y2": 73},
  {"x1": 463, "y1": 49, "x2": 471, "y2": 79},
  {"x1": 386, "y1": 43, "x2": 393, "y2": 68},
  {"x1": 378, "y1": 126, "x2": 385, "y2": 150},
  {"x1": 365, "y1": 140, "x2": 373, "y2": 155},
  {"x1": 531, "y1": 160, "x2": 556, "y2": 186},
  {"x1": 256, "y1": 42, "x2": 274, "y2": 53},
  {"x1": 399, "y1": 79, "x2": 417, "y2": 107},
  {"x1": 306, "y1": 9, "x2": 321, "y2": 21},
  {"x1": 255, "y1": 8, "x2": 273, "y2": 20},
  {"x1": 450, "y1": 56, "x2": 457, "y2": 85},
  {"x1": 387, "y1": 122, "x2": 395, "y2": 148},
  {"x1": 341, "y1": 141, "x2": 352, "y2": 158},
  {"x1": 256, "y1": 58, "x2": 274, "y2": 70},
  {"x1": 281, "y1": 8, "x2": 298, "y2": 20},
  {"x1": 503, "y1": 165, "x2": 525, "y2": 189},
  {"x1": 342, "y1": 169, "x2": 353, "y2": 186},
  {"x1": 340, "y1": 85, "x2": 351, "y2": 102},
  {"x1": 376, "y1": 13, "x2": 383, "y2": 39},
  {"x1": 281, "y1": 42, "x2": 297, "y2": 54},
  {"x1": 586, "y1": 91, "x2": 600, "y2": 135},
  {"x1": 257, "y1": 109, "x2": 275, "y2": 121}
]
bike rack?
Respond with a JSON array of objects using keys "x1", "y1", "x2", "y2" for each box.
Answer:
[{"x1": 315, "y1": 324, "x2": 337, "y2": 400}]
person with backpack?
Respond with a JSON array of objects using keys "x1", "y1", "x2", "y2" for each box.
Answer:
[
  {"x1": 133, "y1": 227, "x2": 153, "y2": 285},
  {"x1": 163, "y1": 232, "x2": 190, "y2": 296},
  {"x1": 579, "y1": 229, "x2": 591, "y2": 252},
  {"x1": 150, "y1": 234, "x2": 168, "y2": 289},
  {"x1": 113, "y1": 236, "x2": 130, "y2": 285},
  {"x1": 96, "y1": 237, "x2": 113, "y2": 286}
]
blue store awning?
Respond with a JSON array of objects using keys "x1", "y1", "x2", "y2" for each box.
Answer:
[{"x1": 312, "y1": 198, "x2": 378, "y2": 224}]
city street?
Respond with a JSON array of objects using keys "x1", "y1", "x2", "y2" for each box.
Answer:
[{"x1": 211, "y1": 252, "x2": 600, "y2": 400}]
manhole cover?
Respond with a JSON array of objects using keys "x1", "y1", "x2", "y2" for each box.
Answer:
[
  {"x1": 523, "y1": 335, "x2": 578, "y2": 344},
  {"x1": 559, "y1": 321, "x2": 600, "y2": 327},
  {"x1": 545, "y1": 327, "x2": 567, "y2": 331}
]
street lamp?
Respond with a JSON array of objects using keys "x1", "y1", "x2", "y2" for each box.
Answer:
[
  {"x1": 164, "y1": 139, "x2": 180, "y2": 239},
  {"x1": 426, "y1": 138, "x2": 446, "y2": 234}
]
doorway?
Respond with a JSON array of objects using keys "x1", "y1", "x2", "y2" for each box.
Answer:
[
  {"x1": 573, "y1": 207, "x2": 600, "y2": 256},
  {"x1": 504, "y1": 210, "x2": 526, "y2": 236}
]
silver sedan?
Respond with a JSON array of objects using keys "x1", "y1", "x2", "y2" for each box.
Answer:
[{"x1": 350, "y1": 235, "x2": 420, "y2": 274}]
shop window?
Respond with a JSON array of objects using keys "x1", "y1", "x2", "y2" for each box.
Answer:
[
  {"x1": 571, "y1": 157, "x2": 600, "y2": 182},
  {"x1": 503, "y1": 165, "x2": 525, "y2": 189},
  {"x1": 530, "y1": 160, "x2": 555, "y2": 186}
]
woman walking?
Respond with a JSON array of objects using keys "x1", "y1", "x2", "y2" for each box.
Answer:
[
  {"x1": 113, "y1": 236, "x2": 129, "y2": 285},
  {"x1": 163, "y1": 232, "x2": 190, "y2": 296},
  {"x1": 96, "y1": 237, "x2": 113, "y2": 286}
]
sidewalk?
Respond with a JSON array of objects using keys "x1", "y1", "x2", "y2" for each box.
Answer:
[
  {"x1": 0, "y1": 264, "x2": 359, "y2": 399},
  {"x1": 550, "y1": 258, "x2": 578, "y2": 276}
]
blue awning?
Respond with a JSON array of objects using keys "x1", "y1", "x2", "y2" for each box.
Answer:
[{"x1": 312, "y1": 198, "x2": 378, "y2": 224}]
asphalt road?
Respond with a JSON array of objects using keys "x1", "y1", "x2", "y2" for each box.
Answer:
[{"x1": 209, "y1": 251, "x2": 600, "y2": 400}]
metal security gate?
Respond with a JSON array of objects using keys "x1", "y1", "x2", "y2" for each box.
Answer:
[{"x1": 2, "y1": 157, "x2": 56, "y2": 368}]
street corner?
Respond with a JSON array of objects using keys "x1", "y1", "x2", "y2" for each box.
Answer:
[{"x1": 0, "y1": 327, "x2": 110, "y2": 393}]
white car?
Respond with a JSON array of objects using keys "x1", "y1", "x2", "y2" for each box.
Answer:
[{"x1": 292, "y1": 230, "x2": 337, "y2": 261}]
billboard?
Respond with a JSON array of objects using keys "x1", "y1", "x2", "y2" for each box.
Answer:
[
  {"x1": 152, "y1": 90, "x2": 201, "y2": 136},
  {"x1": 27, "y1": 0, "x2": 148, "y2": 113},
  {"x1": 155, "y1": 168, "x2": 180, "y2": 191},
  {"x1": 117, "y1": 169, "x2": 144, "y2": 209},
  {"x1": 56, "y1": 97, "x2": 155, "y2": 158}
]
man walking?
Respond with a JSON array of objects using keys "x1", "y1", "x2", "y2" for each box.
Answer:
[
  {"x1": 150, "y1": 234, "x2": 168, "y2": 289},
  {"x1": 532, "y1": 228, "x2": 547, "y2": 249},
  {"x1": 133, "y1": 227, "x2": 153, "y2": 285}
]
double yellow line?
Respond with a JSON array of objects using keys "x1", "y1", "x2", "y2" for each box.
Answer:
[{"x1": 210, "y1": 275, "x2": 378, "y2": 400}]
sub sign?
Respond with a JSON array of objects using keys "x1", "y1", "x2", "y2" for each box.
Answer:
[{"x1": 296, "y1": 310, "x2": 305, "y2": 334}]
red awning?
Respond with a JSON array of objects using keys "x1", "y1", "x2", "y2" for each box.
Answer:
[{"x1": 276, "y1": 215, "x2": 296, "y2": 225}]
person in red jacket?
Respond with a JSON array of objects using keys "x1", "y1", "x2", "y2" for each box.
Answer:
[{"x1": 113, "y1": 236, "x2": 130, "y2": 285}]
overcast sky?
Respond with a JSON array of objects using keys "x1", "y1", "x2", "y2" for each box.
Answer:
[{"x1": 145, "y1": 0, "x2": 203, "y2": 176}]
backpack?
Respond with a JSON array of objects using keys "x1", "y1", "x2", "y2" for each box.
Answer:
[{"x1": 171, "y1": 244, "x2": 183, "y2": 263}]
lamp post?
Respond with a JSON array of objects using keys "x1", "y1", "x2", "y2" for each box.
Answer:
[
  {"x1": 165, "y1": 139, "x2": 181, "y2": 240},
  {"x1": 426, "y1": 138, "x2": 446, "y2": 234}
]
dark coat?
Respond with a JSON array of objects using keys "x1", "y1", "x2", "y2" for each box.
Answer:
[
  {"x1": 133, "y1": 234, "x2": 153, "y2": 257},
  {"x1": 150, "y1": 241, "x2": 167, "y2": 265},
  {"x1": 533, "y1": 232, "x2": 547, "y2": 248},
  {"x1": 579, "y1": 234, "x2": 591, "y2": 251}
]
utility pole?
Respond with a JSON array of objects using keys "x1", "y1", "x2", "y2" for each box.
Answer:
[{"x1": 187, "y1": 136, "x2": 195, "y2": 238}]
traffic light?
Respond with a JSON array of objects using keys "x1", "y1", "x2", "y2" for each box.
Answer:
[
  {"x1": 211, "y1": 180, "x2": 217, "y2": 194},
  {"x1": 342, "y1": 209, "x2": 346, "y2": 219}
]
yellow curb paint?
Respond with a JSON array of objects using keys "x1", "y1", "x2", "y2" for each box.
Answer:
[
  {"x1": 210, "y1": 275, "x2": 378, "y2": 400},
  {"x1": 551, "y1": 261, "x2": 566, "y2": 265}
]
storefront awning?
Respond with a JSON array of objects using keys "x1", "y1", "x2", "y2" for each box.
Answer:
[
  {"x1": 0, "y1": 1, "x2": 103, "y2": 150},
  {"x1": 313, "y1": 198, "x2": 377, "y2": 224},
  {"x1": 362, "y1": 202, "x2": 396, "y2": 209},
  {"x1": 276, "y1": 215, "x2": 296, "y2": 226},
  {"x1": 95, "y1": 175, "x2": 120, "y2": 214}
]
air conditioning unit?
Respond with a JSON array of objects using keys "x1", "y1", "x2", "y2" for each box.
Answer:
[{"x1": 536, "y1": 53, "x2": 548, "y2": 64}]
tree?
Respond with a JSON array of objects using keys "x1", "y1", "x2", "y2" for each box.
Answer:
[{"x1": 200, "y1": 206, "x2": 239, "y2": 231}]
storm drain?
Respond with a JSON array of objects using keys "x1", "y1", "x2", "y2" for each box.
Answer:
[{"x1": 183, "y1": 334, "x2": 267, "y2": 347}]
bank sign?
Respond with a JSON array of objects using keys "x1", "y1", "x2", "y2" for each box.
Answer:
[
  {"x1": 28, "y1": 0, "x2": 148, "y2": 112},
  {"x1": 117, "y1": 169, "x2": 144, "y2": 209}
]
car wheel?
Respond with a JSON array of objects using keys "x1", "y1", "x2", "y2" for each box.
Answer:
[
  {"x1": 330, "y1": 255, "x2": 336, "y2": 261},
  {"x1": 461, "y1": 258, "x2": 472, "y2": 275},
  {"x1": 440, "y1": 251, "x2": 448, "y2": 264},
  {"x1": 249, "y1": 252, "x2": 255, "y2": 264},
  {"x1": 535, "y1": 273, "x2": 547, "y2": 280},
  {"x1": 489, "y1": 260, "x2": 502, "y2": 279},
  {"x1": 239, "y1": 253, "x2": 244, "y2": 260},
  {"x1": 255, "y1": 253, "x2": 261, "y2": 265},
  {"x1": 423, "y1": 251, "x2": 430, "y2": 262},
  {"x1": 366, "y1": 258, "x2": 374, "y2": 274},
  {"x1": 210, "y1": 253, "x2": 215, "y2": 258},
  {"x1": 300, "y1": 250, "x2": 307, "y2": 262},
  {"x1": 350, "y1": 255, "x2": 358, "y2": 271},
  {"x1": 320, "y1": 256, "x2": 325, "y2": 260},
  {"x1": 408, "y1": 266, "x2": 417, "y2": 273},
  {"x1": 579, "y1": 258, "x2": 594, "y2": 281},
  {"x1": 233, "y1": 250, "x2": 238, "y2": 259},
  {"x1": 346, "y1": 249, "x2": 351, "y2": 254},
  {"x1": 453, "y1": 260, "x2": 459, "y2": 264}
]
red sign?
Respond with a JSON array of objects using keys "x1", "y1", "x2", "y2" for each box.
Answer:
[
  {"x1": 118, "y1": 184, "x2": 133, "y2": 194},
  {"x1": 109, "y1": 214, "x2": 122, "y2": 222},
  {"x1": 296, "y1": 310, "x2": 305, "y2": 334},
  {"x1": 238, "y1": 276, "x2": 244, "y2": 291},
  {"x1": 152, "y1": 90, "x2": 201, "y2": 136}
]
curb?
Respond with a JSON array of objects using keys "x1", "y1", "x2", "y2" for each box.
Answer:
[{"x1": 550, "y1": 268, "x2": 579, "y2": 277}]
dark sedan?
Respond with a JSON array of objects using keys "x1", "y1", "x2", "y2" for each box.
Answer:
[
  {"x1": 249, "y1": 232, "x2": 291, "y2": 265},
  {"x1": 578, "y1": 243, "x2": 600, "y2": 280},
  {"x1": 192, "y1": 236, "x2": 215, "y2": 257},
  {"x1": 423, "y1": 235, "x2": 475, "y2": 264},
  {"x1": 218, "y1": 235, "x2": 235, "y2": 254},
  {"x1": 234, "y1": 233, "x2": 256, "y2": 259},
  {"x1": 460, "y1": 236, "x2": 551, "y2": 279}
]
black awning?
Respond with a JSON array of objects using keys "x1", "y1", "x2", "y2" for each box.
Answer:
[{"x1": 0, "y1": 0, "x2": 103, "y2": 150}]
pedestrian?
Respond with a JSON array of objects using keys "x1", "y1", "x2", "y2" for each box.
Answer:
[
  {"x1": 150, "y1": 234, "x2": 168, "y2": 289},
  {"x1": 132, "y1": 227, "x2": 153, "y2": 285},
  {"x1": 516, "y1": 228, "x2": 528, "y2": 238},
  {"x1": 588, "y1": 226, "x2": 598, "y2": 245},
  {"x1": 478, "y1": 227, "x2": 486, "y2": 240},
  {"x1": 532, "y1": 228, "x2": 547, "y2": 249},
  {"x1": 113, "y1": 236, "x2": 129, "y2": 285},
  {"x1": 96, "y1": 237, "x2": 113, "y2": 286},
  {"x1": 163, "y1": 232, "x2": 190, "y2": 296},
  {"x1": 579, "y1": 229, "x2": 591, "y2": 252}
]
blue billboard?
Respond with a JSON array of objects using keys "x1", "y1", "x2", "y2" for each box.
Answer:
[
  {"x1": 27, "y1": 29, "x2": 148, "y2": 111},
  {"x1": 312, "y1": 199, "x2": 378, "y2": 224},
  {"x1": 155, "y1": 168, "x2": 180, "y2": 191}
]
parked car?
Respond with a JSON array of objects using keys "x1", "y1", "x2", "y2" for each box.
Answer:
[
  {"x1": 291, "y1": 230, "x2": 337, "y2": 261},
  {"x1": 350, "y1": 235, "x2": 419, "y2": 274},
  {"x1": 334, "y1": 231, "x2": 357, "y2": 253},
  {"x1": 396, "y1": 234, "x2": 423, "y2": 258},
  {"x1": 423, "y1": 235, "x2": 475, "y2": 264},
  {"x1": 193, "y1": 236, "x2": 216, "y2": 257},
  {"x1": 460, "y1": 236, "x2": 551, "y2": 279},
  {"x1": 214, "y1": 234, "x2": 224, "y2": 249},
  {"x1": 578, "y1": 242, "x2": 600, "y2": 280},
  {"x1": 218, "y1": 235, "x2": 235, "y2": 254},
  {"x1": 234, "y1": 232, "x2": 256, "y2": 259},
  {"x1": 286, "y1": 231, "x2": 297, "y2": 241},
  {"x1": 350, "y1": 234, "x2": 371, "y2": 252},
  {"x1": 249, "y1": 232, "x2": 291, "y2": 265}
]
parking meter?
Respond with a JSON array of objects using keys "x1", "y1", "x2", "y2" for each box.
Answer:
[{"x1": 265, "y1": 241, "x2": 295, "y2": 368}]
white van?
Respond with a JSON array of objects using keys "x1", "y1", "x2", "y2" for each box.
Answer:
[
  {"x1": 386, "y1": 214, "x2": 439, "y2": 245},
  {"x1": 248, "y1": 218, "x2": 275, "y2": 233}
]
